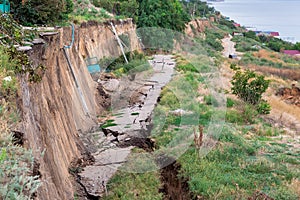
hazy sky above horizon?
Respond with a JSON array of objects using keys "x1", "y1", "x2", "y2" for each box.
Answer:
[{"x1": 210, "y1": 0, "x2": 300, "y2": 42}]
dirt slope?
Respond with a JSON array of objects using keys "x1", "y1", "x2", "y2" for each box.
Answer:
[{"x1": 17, "y1": 19, "x2": 140, "y2": 200}]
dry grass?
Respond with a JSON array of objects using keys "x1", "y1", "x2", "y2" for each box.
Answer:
[
  {"x1": 253, "y1": 49, "x2": 284, "y2": 64},
  {"x1": 289, "y1": 179, "x2": 300, "y2": 197},
  {"x1": 248, "y1": 65, "x2": 300, "y2": 81},
  {"x1": 265, "y1": 95, "x2": 300, "y2": 134}
]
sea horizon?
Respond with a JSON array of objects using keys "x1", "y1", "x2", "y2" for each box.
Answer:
[{"x1": 209, "y1": 0, "x2": 300, "y2": 43}]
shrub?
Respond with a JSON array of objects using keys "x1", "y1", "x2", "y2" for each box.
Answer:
[
  {"x1": 12, "y1": 0, "x2": 73, "y2": 25},
  {"x1": 0, "y1": 92, "x2": 41, "y2": 200},
  {"x1": 257, "y1": 100, "x2": 271, "y2": 114},
  {"x1": 226, "y1": 98, "x2": 235, "y2": 108},
  {"x1": 243, "y1": 104, "x2": 258, "y2": 124},
  {"x1": 231, "y1": 69, "x2": 270, "y2": 105},
  {"x1": 204, "y1": 95, "x2": 218, "y2": 106}
]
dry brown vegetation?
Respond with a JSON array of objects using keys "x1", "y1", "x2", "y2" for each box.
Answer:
[{"x1": 248, "y1": 65, "x2": 300, "y2": 81}]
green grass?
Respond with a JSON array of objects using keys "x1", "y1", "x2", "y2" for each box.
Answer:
[
  {"x1": 103, "y1": 171, "x2": 163, "y2": 200},
  {"x1": 177, "y1": 125, "x2": 299, "y2": 199},
  {"x1": 231, "y1": 36, "x2": 262, "y2": 52},
  {"x1": 149, "y1": 61, "x2": 300, "y2": 199},
  {"x1": 99, "y1": 41, "x2": 300, "y2": 199}
]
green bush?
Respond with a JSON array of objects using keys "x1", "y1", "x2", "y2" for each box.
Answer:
[
  {"x1": 176, "y1": 62, "x2": 198, "y2": 73},
  {"x1": 226, "y1": 109, "x2": 244, "y2": 124},
  {"x1": 231, "y1": 69, "x2": 270, "y2": 105},
  {"x1": 226, "y1": 98, "x2": 235, "y2": 108},
  {"x1": 257, "y1": 100, "x2": 271, "y2": 114},
  {"x1": 204, "y1": 95, "x2": 218, "y2": 106},
  {"x1": 0, "y1": 143, "x2": 41, "y2": 199},
  {"x1": 92, "y1": 0, "x2": 139, "y2": 22},
  {"x1": 204, "y1": 29, "x2": 224, "y2": 51},
  {"x1": 12, "y1": 0, "x2": 73, "y2": 25}
]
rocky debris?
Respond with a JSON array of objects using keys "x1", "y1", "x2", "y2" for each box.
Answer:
[
  {"x1": 99, "y1": 73, "x2": 117, "y2": 81},
  {"x1": 39, "y1": 32, "x2": 59, "y2": 37},
  {"x1": 169, "y1": 109, "x2": 193, "y2": 116},
  {"x1": 17, "y1": 46, "x2": 32, "y2": 51},
  {"x1": 32, "y1": 38, "x2": 46, "y2": 44},
  {"x1": 79, "y1": 55, "x2": 176, "y2": 197},
  {"x1": 276, "y1": 84, "x2": 300, "y2": 107},
  {"x1": 96, "y1": 83, "x2": 111, "y2": 109},
  {"x1": 22, "y1": 26, "x2": 56, "y2": 32},
  {"x1": 101, "y1": 79, "x2": 120, "y2": 92},
  {"x1": 3, "y1": 76, "x2": 12, "y2": 82},
  {"x1": 22, "y1": 41, "x2": 33, "y2": 46},
  {"x1": 78, "y1": 147, "x2": 133, "y2": 197}
]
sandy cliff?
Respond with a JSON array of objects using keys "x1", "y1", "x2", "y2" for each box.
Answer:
[{"x1": 17, "y1": 19, "x2": 139, "y2": 200}]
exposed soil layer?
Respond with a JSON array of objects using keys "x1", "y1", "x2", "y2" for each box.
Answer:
[
  {"x1": 276, "y1": 84, "x2": 300, "y2": 107},
  {"x1": 159, "y1": 161, "x2": 192, "y2": 200}
]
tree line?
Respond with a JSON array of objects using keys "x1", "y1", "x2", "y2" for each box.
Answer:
[{"x1": 10, "y1": 0, "x2": 214, "y2": 32}]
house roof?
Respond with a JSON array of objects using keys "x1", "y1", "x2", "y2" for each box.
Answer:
[
  {"x1": 283, "y1": 50, "x2": 300, "y2": 55},
  {"x1": 233, "y1": 23, "x2": 240, "y2": 27},
  {"x1": 270, "y1": 32, "x2": 280, "y2": 36}
]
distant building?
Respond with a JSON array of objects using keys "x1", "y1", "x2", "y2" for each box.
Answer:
[
  {"x1": 254, "y1": 31, "x2": 280, "y2": 37},
  {"x1": 233, "y1": 23, "x2": 240, "y2": 27},
  {"x1": 283, "y1": 50, "x2": 300, "y2": 56},
  {"x1": 270, "y1": 32, "x2": 280, "y2": 37},
  {"x1": 233, "y1": 32, "x2": 243, "y2": 36}
]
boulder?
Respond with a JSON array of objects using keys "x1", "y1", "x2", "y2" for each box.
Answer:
[{"x1": 102, "y1": 79, "x2": 120, "y2": 92}]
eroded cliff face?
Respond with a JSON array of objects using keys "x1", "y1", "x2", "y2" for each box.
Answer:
[
  {"x1": 185, "y1": 18, "x2": 211, "y2": 38},
  {"x1": 18, "y1": 19, "x2": 139, "y2": 200}
]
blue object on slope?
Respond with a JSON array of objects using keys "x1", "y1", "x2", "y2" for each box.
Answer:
[
  {"x1": 86, "y1": 57, "x2": 101, "y2": 73},
  {"x1": 0, "y1": 0, "x2": 10, "y2": 13}
]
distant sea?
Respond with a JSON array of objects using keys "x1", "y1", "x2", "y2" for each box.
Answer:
[{"x1": 209, "y1": 0, "x2": 300, "y2": 43}]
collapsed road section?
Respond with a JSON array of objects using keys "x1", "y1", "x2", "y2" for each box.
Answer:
[{"x1": 78, "y1": 55, "x2": 176, "y2": 197}]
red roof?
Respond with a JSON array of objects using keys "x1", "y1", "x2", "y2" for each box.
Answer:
[
  {"x1": 270, "y1": 32, "x2": 280, "y2": 37},
  {"x1": 283, "y1": 50, "x2": 300, "y2": 55},
  {"x1": 233, "y1": 23, "x2": 240, "y2": 27}
]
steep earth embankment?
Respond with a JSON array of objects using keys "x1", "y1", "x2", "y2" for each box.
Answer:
[
  {"x1": 17, "y1": 19, "x2": 140, "y2": 200},
  {"x1": 185, "y1": 18, "x2": 211, "y2": 38}
]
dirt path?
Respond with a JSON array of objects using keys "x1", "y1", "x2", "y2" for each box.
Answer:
[
  {"x1": 221, "y1": 35, "x2": 236, "y2": 58},
  {"x1": 78, "y1": 55, "x2": 176, "y2": 197}
]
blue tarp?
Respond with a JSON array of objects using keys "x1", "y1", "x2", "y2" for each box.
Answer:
[
  {"x1": 0, "y1": 0, "x2": 10, "y2": 13},
  {"x1": 87, "y1": 64, "x2": 101, "y2": 74},
  {"x1": 86, "y1": 57, "x2": 101, "y2": 74}
]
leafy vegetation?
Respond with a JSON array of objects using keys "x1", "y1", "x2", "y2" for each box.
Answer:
[
  {"x1": 137, "y1": 0, "x2": 189, "y2": 32},
  {"x1": 151, "y1": 64, "x2": 298, "y2": 199},
  {"x1": 92, "y1": 0, "x2": 139, "y2": 22},
  {"x1": 231, "y1": 69, "x2": 270, "y2": 105},
  {"x1": 100, "y1": 51, "x2": 150, "y2": 76},
  {"x1": 0, "y1": 15, "x2": 45, "y2": 82},
  {"x1": 0, "y1": 44, "x2": 41, "y2": 200},
  {"x1": 231, "y1": 36, "x2": 262, "y2": 52},
  {"x1": 181, "y1": 0, "x2": 215, "y2": 18},
  {"x1": 70, "y1": 1, "x2": 111, "y2": 23},
  {"x1": 11, "y1": 0, "x2": 74, "y2": 25}
]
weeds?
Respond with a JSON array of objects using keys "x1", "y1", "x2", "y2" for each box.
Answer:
[{"x1": 0, "y1": 48, "x2": 41, "y2": 199}]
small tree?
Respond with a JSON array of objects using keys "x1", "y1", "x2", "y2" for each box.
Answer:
[{"x1": 231, "y1": 69, "x2": 270, "y2": 105}]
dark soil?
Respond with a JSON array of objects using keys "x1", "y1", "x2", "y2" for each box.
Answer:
[
  {"x1": 159, "y1": 161, "x2": 192, "y2": 200},
  {"x1": 276, "y1": 84, "x2": 300, "y2": 107}
]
